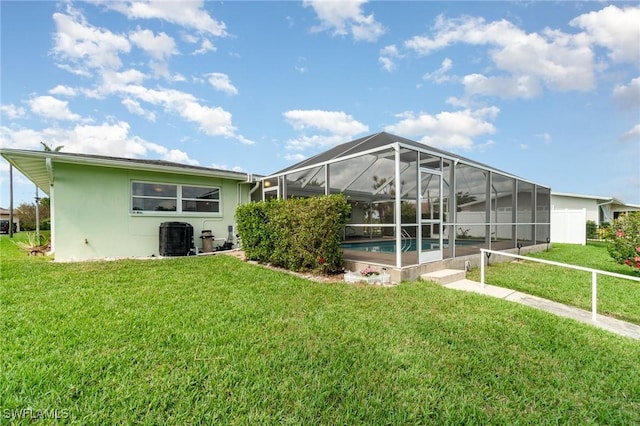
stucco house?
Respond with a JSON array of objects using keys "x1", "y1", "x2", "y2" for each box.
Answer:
[
  {"x1": 0, "y1": 207, "x2": 20, "y2": 233},
  {"x1": 3, "y1": 131, "x2": 555, "y2": 277},
  {"x1": 1, "y1": 149, "x2": 260, "y2": 261}
]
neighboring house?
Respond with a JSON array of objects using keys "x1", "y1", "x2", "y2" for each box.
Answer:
[
  {"x1": 0, "y1": 207, "x2": 20, "y2": 233},
  {"x1": 549, "y1": 192, "x2": 640, "y2": 244},
  {"x1": 0, "y1": 149, "x2": 260, "y2": 261},
  {"x1": 551, "y1": 192, "x2": 640, "y2": 226}
]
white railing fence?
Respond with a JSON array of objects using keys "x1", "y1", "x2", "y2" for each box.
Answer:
[{"x1": 480, "y1": 248, "x2": 640, "y2": 322}]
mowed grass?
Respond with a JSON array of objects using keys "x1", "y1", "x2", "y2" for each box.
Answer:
[
  {"x1": 467, "y1": 242, "x2": 640, "y2": 325},
  {"x1": 1, "y1": 235, "x2": 640, "y2": 424}
]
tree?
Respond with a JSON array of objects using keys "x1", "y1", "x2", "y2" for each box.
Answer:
[
  {"x1": 15, "y1": 199, "x2": 50, "y2": 231},
  {"x1": 456, "y1": 191, "x2": 477, "y2": 211},
  {"x1": 40, "y1": 141, "x2": 64, "y2": 152}
]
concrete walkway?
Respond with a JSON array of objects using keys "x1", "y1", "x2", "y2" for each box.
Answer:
[{"x1": 443, "y1": 279, "x2": 640, "y2": 340}]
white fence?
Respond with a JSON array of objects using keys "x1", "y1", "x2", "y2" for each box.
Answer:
[
  {"x1": 480, "y1": 248, "x2": 640, "y2": 321},
  {"x1": 551, "y1": 208, "x2": 586, "y2": 245}
]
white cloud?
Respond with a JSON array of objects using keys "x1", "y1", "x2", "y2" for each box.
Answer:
[
  {"x1": 129, "y1": 28, "x2": 177, "y2": 60},
  {"x1": 0, "y1": 126, "x2": 43, "y2": 150},
  {"x1": 0, "y1": 104, "x2": 26, "y2": 119},
  {"x1": 121, "y1": 98, "x2": 156, "y2": 121},
  {"x1": 423, "y1": 58, "x2": 453, "y2": 83},
  {"x1": 29, "y1": 96, "x2": 81, "y2": 121},
  {"x1": 120, "y1": 85, "x2": 253, "y2": 144},
  {"x1": 612, "y1": 77, "x2": 640, "y2": 110},
  {"x1": 283, "y1": 153, "x2": 307, "y2": 162},
  {"x1": 162, "y1": 149, "x2": 199, "y2": 165},
  {"x1": 445, "y1": 96, "x2": 470, "y2": 108},
  {"x1": 463, "y1": 74, "x2": 542, "y2": 99},
  {"x1": 384, "y1": 107, "x2": 499, "y2": 150},
  {"x1": 284, "y1": 110, "x2": 369, "y2": 136},
  {"x1": 404, "y1": 13, "x2": 596, "y2": 98},
  {"x1": 210, "y1": 163, "x2": 245, "y2": 173},
  {"x1": 192, "y1": 38, "x2": 216, "y2": 55},
  {"x1": 94, "y1": 69, "x2": 146, "y2": 96},
  {"x1": 284, "y1": 134, "x2": 352, "y2": 152},
  {"x1": 379, "y1": 44, "x2": 401, "y2": 72},
  {"x1": 97, "y1": 0, "x2": 228, "y2": 37},
  {"x1": 570, "y1": 5, "x2": 640, "y2": 65},
  {"x1": 304, "y1": 0, "x2": 385, "y2": 42},
  {"x1": 283, "y1": 109, "x2": 369, "y2": 152},
  {"x1": 378, "y1": 56, "x2": 395, "y2": 72},
  {"x1": 620, "y1": 124, "x2": 640, "y2": 141},
  {"x1": 49, "y1": 85, "x2": 77, "y2": 97},
  {"x1": 0, "y1": 120, "x2": 197, "y2": 164},
  {"x1": 52, "y1": 9, "x2": 130, "y2": 72},
  {"x1": 206, "y1": 73, "x2": 238, "y2": 95}
]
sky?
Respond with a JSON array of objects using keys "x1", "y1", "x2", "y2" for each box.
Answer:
[{"x1": 1, "y1": 0, "x2": 639, "y2": 208}]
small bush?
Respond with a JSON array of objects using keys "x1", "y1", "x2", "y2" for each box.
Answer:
[
  {"x1": 586, "y1": 220, "x2": 598, "y2": 239},
  {"x1": 597, "y1": 222, "x2": 610, "y2": 239},
  {"x1": 605, "y1": 212, "x2": 640, "y2": 273},
  {"x1": 236, "y1": 194, "x2": 350, "y2": 274}
]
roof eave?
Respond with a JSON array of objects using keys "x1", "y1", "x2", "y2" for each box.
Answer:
[{"x1": 0, "y1": 149, "x2": 252, "y2": 187}]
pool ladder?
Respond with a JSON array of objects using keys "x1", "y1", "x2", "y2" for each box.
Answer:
[{"x1": 401, "y1": 228, "x2": 412, "y2": 252}]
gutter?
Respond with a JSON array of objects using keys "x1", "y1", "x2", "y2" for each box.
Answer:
[{"x1": 237, "y1": 173, "x2": 261, "y2": 204}]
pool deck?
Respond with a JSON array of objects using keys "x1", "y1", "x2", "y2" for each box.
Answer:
[{"x1": 342, "y1": 242, "x2": 550, "y2": 283}]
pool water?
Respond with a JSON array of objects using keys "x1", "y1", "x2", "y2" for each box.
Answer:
[{"x1": 341, "y1": 239, "x2": 446, "y2": 253}]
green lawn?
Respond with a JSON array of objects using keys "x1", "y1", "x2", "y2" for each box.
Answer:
[
  {"x1": 467, "y1": 242, "x2": 640, "y2": 325},
  {"x1": 1, "y1": 235, "x2": 639, "y2": 424}
]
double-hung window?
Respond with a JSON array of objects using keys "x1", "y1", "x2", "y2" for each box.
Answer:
[{"x1": 132, "y1": 182, "x2": 220, "y2": 214}]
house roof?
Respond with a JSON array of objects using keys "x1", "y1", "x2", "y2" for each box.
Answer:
[
  {"x1": 551, "y1": 191, "x2": 616, "y2": 202},
  {"x1": 0, "y1": 208, "x2": 18, "y2": 216},
  {"x1": 270, "y1": 131, "x2": 529, "y2": 182},
  {"x1": 0, "y1": 149, "x2": 258, "y2": 195},
  {"x1": 551, "y1": 191, "x2": 640, "y2": 211}
]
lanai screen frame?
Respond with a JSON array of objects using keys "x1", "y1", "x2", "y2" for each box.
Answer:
[{"x1": 263, "y1": 140, "x2": 551, "y2": 268}]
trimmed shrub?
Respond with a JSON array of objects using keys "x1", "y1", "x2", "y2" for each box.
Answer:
[
  {"x1": 586, "y1": 220, "x2": 598, "y2": 239},
  {"x1": 236, "y1": 194, "x2": 350, "y2": 273}
]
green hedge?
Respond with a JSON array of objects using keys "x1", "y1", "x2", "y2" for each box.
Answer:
[{"x1": 235, "y1": 194, "x2": 351, "y2": 274}]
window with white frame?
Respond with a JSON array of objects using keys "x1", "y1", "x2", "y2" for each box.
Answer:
[{"x1": 131, "y1": 182, "x2": 220, "y2": 214}]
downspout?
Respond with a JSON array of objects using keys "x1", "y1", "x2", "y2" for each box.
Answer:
[
  {"x1": 596, "y1": 199, "x2": 613, "y2": 225},
  {"x1": 46, "y1": 157, "x2": 53, "y2": 182},
  {"x1": 248, "y1": 173, "x2": 261, "y2": 199},
  {"x1": 45, "y1": 157, "x2": 55, "y2": 254},
  {"x1": 237, "y1": 173, "x2": 260, "y2": 205}
]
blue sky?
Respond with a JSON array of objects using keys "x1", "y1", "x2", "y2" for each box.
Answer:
[{"x1": 1, "y1": 0, "x2": 639, "y2": 207}]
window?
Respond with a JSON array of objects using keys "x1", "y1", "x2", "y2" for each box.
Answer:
[
  {"x1": 132, "y1": 182, "x2": 177, "y2": 212},
  {"x1": 132, "y1": 182, "x2": 220, "y2": 214},
  {"x1": 182, "y1": 186, "x2": 219, "y2": 212}
]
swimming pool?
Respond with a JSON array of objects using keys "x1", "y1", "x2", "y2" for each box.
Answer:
[{"x1": 341, "y1": 239, "x2": 446, "y2": 253}]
